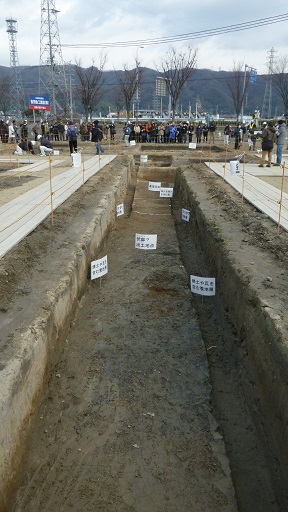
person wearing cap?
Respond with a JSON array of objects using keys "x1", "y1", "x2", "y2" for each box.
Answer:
[
  {"x1": 37, "y1": 134, "x2": 53, "y2": 156},
  {"x1": 258, "y1": 121, "x2": 277, "y2": 167},
  {"x1": 14, "y1": 140, "x2": 35, "y2": 155},
  {"x1": 247, "y1": 120, "x2": 257, "y2": 151},
  {"x1": 274, "y1": 119, "x2": 287, "y2": 166}
]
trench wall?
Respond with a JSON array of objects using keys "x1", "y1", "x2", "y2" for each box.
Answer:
[
  {"x1": 174, "y1": 168, "x2": 288, "y2": 507},
  {"x1": 0, "y1": 157, "x2": 134, "y2": 511}
]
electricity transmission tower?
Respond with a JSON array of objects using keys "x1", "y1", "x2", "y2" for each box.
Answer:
[
  {"x1": 39, "y1": 0, "x2": 69, "y2": 118},
  {"x1": 6, "y1": 18, "x2": 25, "y2": 117},
  {"x1": 261, "y1": 48, "x2": 276, "y2": 119}
]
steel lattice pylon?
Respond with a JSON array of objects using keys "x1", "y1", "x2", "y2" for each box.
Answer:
[
  {"x1": 6, "y1": 18, "x2": 25, "y2": 117},
  {"x1": 39, "y1": 0, "x2": 69, "y2": 118},
  {"x1": 262, "y1": 48, "x2": 276, "y2": 119}
]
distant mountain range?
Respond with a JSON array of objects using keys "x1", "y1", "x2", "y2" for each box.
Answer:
[{"x1": 0, "y1": 64, "x2": 284, "y2": 119}]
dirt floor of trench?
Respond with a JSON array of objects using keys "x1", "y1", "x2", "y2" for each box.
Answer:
[{"x1": 1, "y1": 142, "x2": 288, "y2": 511}]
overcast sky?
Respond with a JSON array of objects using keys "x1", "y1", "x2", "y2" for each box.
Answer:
[{"x1": 1, "y1": 0, "x2": 288, "y2": 74}]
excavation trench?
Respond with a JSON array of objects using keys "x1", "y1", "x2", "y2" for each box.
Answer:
[{"x1": 1, "y1": 152, "x2": 288, "y2": 511}]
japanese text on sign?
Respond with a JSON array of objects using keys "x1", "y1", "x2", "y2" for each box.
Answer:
[
  {"x1": 29, "y1": 94, "x2": 50, "y2": 111},
  {"x1": 116, "y1": 204, "x2": 124, "y2": 217},
  {"x1": 160, "y1": 187, "x2": 173, "y2": 198},
  {"x1": 91, "y1": 255, "x2": 108, "y2": 280},
  {"x1": 135, "y1": 234, "x2": 157, "y2": 250},
  {"x1": 182, "y1": 209, "x2": 190, "y2": 222},
  {"x1": 148, "y1": 182, "x2": 161, "y2": 191},
  {"x1": 190, "y1": 275, "x2": 216, "y2": 296}
]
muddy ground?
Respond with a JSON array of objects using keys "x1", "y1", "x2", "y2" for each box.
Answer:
[{"x1": 1, "y1": 138, "x2": 288, "y2": 511}]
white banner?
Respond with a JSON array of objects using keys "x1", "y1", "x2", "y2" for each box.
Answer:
[
  {"x1": 190, "y1": 275, "x2": 216, "y2": 296},
  {"x1": 91, "y1": 255, "x2": 108, "y2": 280},
  {"x1": 135, "y1": 234, "x2": 157, "y2": 250}
]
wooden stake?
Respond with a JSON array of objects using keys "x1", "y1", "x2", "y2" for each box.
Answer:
[
  {"x1": 277, "y1": 162, "x2": 285, "y2": 235},
  {"x1": 82, "y1": 151, "x2": 85, "y2": 186},
  {"x1": 241, "y1": 152, "x2": 246, "y2": 207},
  {"x1": 49, "y1": 155, "x2": 54, "y2": 226}
]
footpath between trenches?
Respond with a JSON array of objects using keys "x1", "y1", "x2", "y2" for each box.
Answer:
[{"x1": 1, "y1": 149, "x2": 288, "y2": 510}]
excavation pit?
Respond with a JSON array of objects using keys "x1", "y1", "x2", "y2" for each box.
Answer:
[{"x1": 0, "y1": 151, "x2": 288, "y2": 512}]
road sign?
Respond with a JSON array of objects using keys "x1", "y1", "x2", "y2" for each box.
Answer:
[{"x1": 250, "y1": 69, "x2": 257, "y2": 84}]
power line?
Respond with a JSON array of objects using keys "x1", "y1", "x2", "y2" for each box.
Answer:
[{"x1": 62, "y1": 13, "x2": 288, "y2": 49}]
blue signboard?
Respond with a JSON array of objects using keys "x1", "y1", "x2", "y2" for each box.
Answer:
[
  {"x1": 250, "y1": 69, "x2": 257, "y2": 84},
  {"x1": 29, "y1": 95, "x2": 50, "y2": 111}
]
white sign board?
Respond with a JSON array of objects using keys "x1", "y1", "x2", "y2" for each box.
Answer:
[
  {"x1": 71, "y1": 152, "x2": 81, "y2": 168},
  {"x1": 148, "y1": 182, "x2": 161, "y2": 191},
  {"x1": 160, "y1": 187, "x2": 173, "y2": 198},
  {"x1": 230, "y1": 160, "x2": 240, "y2": 175},
  {"x1": 182, "y1": 208, "x2": 190, "y2": 222},
  {"x1": 130, "y1": 140, "x2": 136, "y2": 146},
  {"x1": 91, "y1": 255, "x2": 108, "y2": 280},
  {"x1": 190, "y1": 275, "x2": 216, "y2": 296},
  {"x1": 135, "y1": 233, "x2": 157, "y2": 250},
  {"x1": 116, "y1": 203, "x2": 124, "y2": 217},
  {"x1": 189, "y1": 142, "x2": 197, "y2": 149}
]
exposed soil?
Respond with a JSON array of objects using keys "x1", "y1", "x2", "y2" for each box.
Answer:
[{"x1": 1, "y1": 138, "x2": 288, "y2": 511}]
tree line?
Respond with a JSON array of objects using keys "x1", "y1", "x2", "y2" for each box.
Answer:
[{"x1": 0, "y1": 48, "x2": 287, "y2": 121}]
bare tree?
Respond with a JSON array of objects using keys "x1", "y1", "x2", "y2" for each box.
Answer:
[
  {"x1": 158, "y1": 47, "x2": 197, "y2": 121},
  {"x1": 0, "y1": 74, "x2": 13, "y2": 117},
  {"x1": 112, "y1": 86, "x2": 124, "y2": 120},
  {"x1": 272, "y1": 55, "x2": 288, "y2": 116},
  {"x1": 114, "y1": 61, "x2": 144, "y2": 120},
  {"x1": 225, "y1": 62, "x2": 250, "y2": 121},
  {"x1": 75, "y1": 54, "x2": 107, "y2": 121}
]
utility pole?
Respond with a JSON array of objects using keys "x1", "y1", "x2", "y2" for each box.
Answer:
[
  {"x1": 39, "y1": 0, "x2": 69, "y2": 119},
  {"x1": 135, "y1": 46, "x2": 144, "y2": 120},
  {"x1": 262, "y1": 48, "x2": 276, "y2": 119},
  {"x1": 241, "y1": 64, "x2": 257, "y2": 121},
  {"x1": 6, "y1": 18, "x2": 25, "y2": 117}
]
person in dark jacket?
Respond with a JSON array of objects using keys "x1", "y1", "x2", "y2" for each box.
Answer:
[
  {"x1": 37, "y1": 135, "x2": 53, "y2": 156},
  {"x1": 14, "y1": 140, "x2": 35, "y2": 155},
  {"x1": 66, "y1": 121, "x2": 78, "y2": 155},
  {"x1": 258, "y1": 121, "x2": 277, "y2": 167},
  {"x1": 20, "y1": 120, "x2": 28, "y2": 141},
  {"x1": 91, "y1": 120, "x2": 104, "y2": 155},
  {"x1": 247, "y1": 121, "x2": 257, "y2": 151},
  {"x1": 233, "y1": 124, "x2": 241, "y2": 149},
  {"x1": 0, "y1": 120, "x2": 9, "y2": 143},
  {"x1": 195, "y1": 123, "x2": 202, "y2": 143},
  {"x1": 274, "y1": 119, "x2": 287, "y2": 166}
]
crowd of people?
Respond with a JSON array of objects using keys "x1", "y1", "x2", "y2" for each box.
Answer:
[
  {"x1": 119, "y1": 120, "x2": 218, "y2": 145},
  {"x1": 221, "y1": 119, "x2": 287, "y2": 166},
  {"x1": 0, "y1": 117, "x2": 286, "y2": 165}
]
